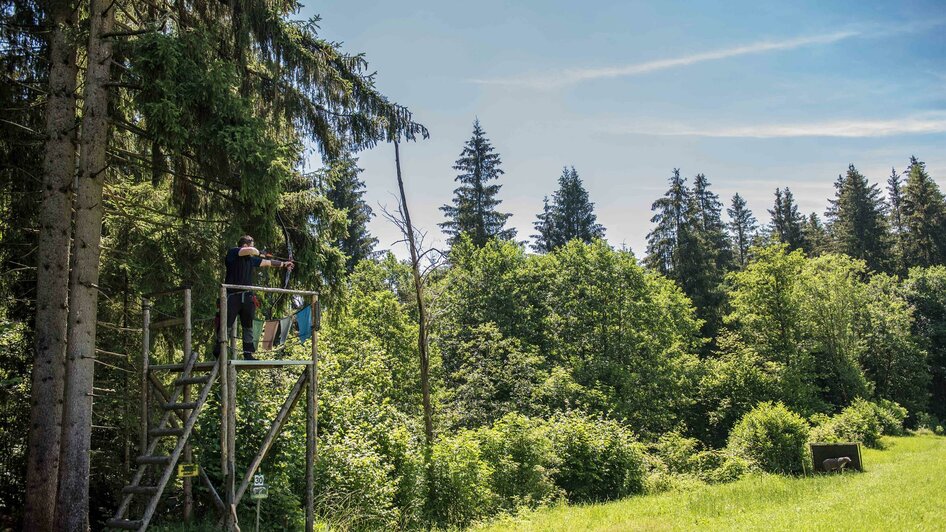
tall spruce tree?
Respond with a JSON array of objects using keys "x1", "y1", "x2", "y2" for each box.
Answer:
[
  {"x1": 802, "y1": 212, "x2": 830, "y2": 256},
  {"x1": 901, "y1": 156, "x2": 946, "y2": 267},
  {"x1": 531, "y1": 166, "x2": 605, "y2": 252},
  {"x1": 887, "y1": 167, "x2": 907, "y2": 272},
  {"x1": 769, "y1": 188, "x2": 808, "y2": 251},
  {"x1": 321, "y1": 154, "x2": 378, "y2": 271},
  {"x1": 693, "y1": 173, "x2": 733, "y2": 269},
  {"x1": 440, "y1": 119, "x2": 515, "y2": 246},
  {"x1": 646, "y1": 169, "x2": 691, "y2": 275},
  {"x1": 646, "y1": 169, "x2": 723, "y2": 343},
  {"x1": 825, "y1": 164, "x2": 891, "y2": 271},
  {"x1": 727, "y1": 193, "x2": 758, "y2": 268}
]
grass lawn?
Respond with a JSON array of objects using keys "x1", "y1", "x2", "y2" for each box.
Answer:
[{"x1": 477, "y1": 434, "x2": 946, "y2": 531}]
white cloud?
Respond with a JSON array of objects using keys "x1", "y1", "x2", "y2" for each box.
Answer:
[
  {"x1": 472, "y1": 31, "x2": 860, "y2": 89},
  {"x1": 612, "y1": 113, "x2": 946, "y2": 138}
]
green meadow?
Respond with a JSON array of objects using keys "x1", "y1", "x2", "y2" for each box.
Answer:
[{"x1": 478, "y1": 435, "x2": 946, "y2": 532}]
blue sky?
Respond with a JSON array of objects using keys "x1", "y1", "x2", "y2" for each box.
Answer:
[{"x1": 300, "y1": 0, "x2": 946, "y2": 256}]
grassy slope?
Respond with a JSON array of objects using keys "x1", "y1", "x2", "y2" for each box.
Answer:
[{"x1": 478, "y1": 435, "x2": 946, "y2": 531}]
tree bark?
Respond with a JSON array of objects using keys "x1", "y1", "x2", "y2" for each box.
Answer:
[
  {"x1": 393, "y1": 141, "x2": 434, "y2": 445},
  {"x1": 56, "y1": 0, "x2": 113, "y2": 528},
  {"x1": 24, "y1": 1, "x2": 79, "y2": 529}
]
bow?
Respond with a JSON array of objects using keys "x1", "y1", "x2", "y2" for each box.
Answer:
[{"x1": 273, "y1": 210, "x2": 294, "y2": 308}]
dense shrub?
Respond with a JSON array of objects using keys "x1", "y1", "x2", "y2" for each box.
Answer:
[
  {"x1": 872, "y1": 399, "x2": 908, "y2": 436},
  {"x1": 547, "y1": 411, "x2": 646, "y2": 502},
  {"x1": 726, "y1": 402, "x2": 810, "y2": 474},
  {"x1": 476, "y1": 413, "x2": 562, "y2": 510},
  {"x1": 314, "y1": 432, "x2": 399, "y2": 531},
  {"x1": 809, "y1": 398, "x2": 884, "y2": 448},
  {"x1": 646, "y1": 431, "x2": 750, "y2": 490},
  {"x1": 427, "y1": 430, "x2": 496, "y2": 529},
  {"x1": 809, "y1": 398, "x2": 905, "y2": 448}
]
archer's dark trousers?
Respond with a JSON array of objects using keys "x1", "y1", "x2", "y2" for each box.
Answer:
[{"x1": 214, "y1": 291, "x2": 256, "y2": 357}]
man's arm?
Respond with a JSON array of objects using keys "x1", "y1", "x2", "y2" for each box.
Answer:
[
  {"x1": 238, "y1": 246, "x2": 260, "y2": 257},
  {"x1": 261, "y1": 259, "x2": 294, "y2": 271}
]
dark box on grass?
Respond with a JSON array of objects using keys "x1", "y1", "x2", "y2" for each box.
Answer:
[{"x1": 809, "y1": 442, "x2": 863, "y2": 472}]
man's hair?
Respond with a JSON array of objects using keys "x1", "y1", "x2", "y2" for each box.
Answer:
[{"x1": 238, "y1": 235, "x2": 254, "y2": 247}]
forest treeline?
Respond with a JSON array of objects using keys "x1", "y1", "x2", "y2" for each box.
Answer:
[{"x1": 2, "y1": 1, "x2": 946, "y2": 530}]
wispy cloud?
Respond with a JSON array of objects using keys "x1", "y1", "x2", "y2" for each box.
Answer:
[
  {"x1": 472, "y1": 31, "x2": 860, "y2": 89},
  {"x1": 611, "y1": 113, "x2": 946, "y2": 138},
  {"x1": 472, "y1": 19, "x2": 945, "y2": 89}
]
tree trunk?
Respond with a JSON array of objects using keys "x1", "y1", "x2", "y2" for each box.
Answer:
[
  {"x1": 24, "y1": 1, "x2": 79, "y2": 529},
  {"x1": 56, "y1": 0, "x2": 113, "y2": 528},
  {"x1": 393, "y1": 141, "x2": 434, "y2": 445}
]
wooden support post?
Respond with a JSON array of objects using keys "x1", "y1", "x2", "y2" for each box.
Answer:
[
  {"x1": 219, "y1": 286, "x2": 233, "y2": 529},
  {"x1": 183, "y1": 288, "x2": 193, "y2": 523},
  {"x1": 141, "y1": 298, "x2": 150, "y2": 457},
  {"x1": 306, "y1": 295, "x2": 319, "y2": 532},
  {"x1": 227, "y1": 359, "x2": 237, "y2": 527}
]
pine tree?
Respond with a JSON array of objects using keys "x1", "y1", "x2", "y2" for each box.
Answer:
[
  {"x1": 531, "y1": 166, "x2": 604, "y2": 252},
  {"x1": 727, "y1": 193, "x2": 758, "y2": 268},
  {"x1": 901, "y1": 156, "x2": 946, "y2": 267},
  {"x1": 887, "y1": 168, "x2": 907, "y2": 272},
  {"x1": 646, "y1": 169, "x2": 723, "y2": 344},
  {"x1": 769, "y1": 188, "x2": 807, "y2": 251},
  {"x1": 440, "y1": 119, "x2": 515, "y2": 246},
  {"x1": 692, "y1": 173, "x2": 733, "y2": 269},
  {"x1": 646, "y1": 169, "x2": 690, "y2": 275},
  {"x1": 802, "y1": 212, "x2": 830, "y2": 256},
  {"x1": 321, "y1": 154, "x2": 378, "y2": 271},
  {"x1": 825, "y1": 164, "x2": 891, "y2": 271}
]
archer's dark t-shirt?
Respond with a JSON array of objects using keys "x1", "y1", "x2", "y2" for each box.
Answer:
[{"x1": 225, "y1": 247, "x2": 262, "y2": 291}]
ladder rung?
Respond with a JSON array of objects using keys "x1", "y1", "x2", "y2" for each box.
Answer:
[
  {"x1": 122, "y1": 485, "x2": 158, "y2": 496},
  {"x1": 136, "y1": 455, "x2": 170, "y2": 465},
  {"x1": 148, "y1": 427, "x2": 183, "y2": 438},
  {"x1": 161, "y1": 402, "x2": 197, "y2": 410},
  {"x1": 174, "y1": 375, "x2": 210, "y2": 386},
  {"x1": 106, "y1": 518, "x2": 143, "y2": 530}
]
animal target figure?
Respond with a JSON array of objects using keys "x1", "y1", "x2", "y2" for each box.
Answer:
[{"x1": 822, "y1": 456, "x2": 852, "y2": 473}]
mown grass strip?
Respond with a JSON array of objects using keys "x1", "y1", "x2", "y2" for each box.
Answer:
[{"x1": 477, "y1": 435, "x2": 946, "y2": 531}]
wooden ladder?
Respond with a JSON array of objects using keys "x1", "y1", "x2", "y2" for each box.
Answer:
[{"x1": 105, "y1": 352, "x2": 219, "y2": 531}]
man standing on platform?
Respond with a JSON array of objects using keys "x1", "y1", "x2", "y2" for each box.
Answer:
[{"x1": 216, "y1": 235, "x2": 293, "y2": 360}]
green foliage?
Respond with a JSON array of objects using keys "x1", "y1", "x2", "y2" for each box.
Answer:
[
  {"x1": 531, "y1": 166, "x2": 605, "y2": 253},
  {"x1": 440, "y1": 119, "x2": 515, "y2": 247},
  {"x1": 900, "y1": 157, "x2": 946, "y2": 268},
  {"x1": 860, "y1": 273, "x2": 929, "y2": 417},
  {"x1": 645, "y1": 169, "x2": 728, "y2": 343},
  {"x1": 443, "y1": 324, "x2": 546, "y2": 429},
  {"x1": 317, "y1": 154, "x2": 378, "y2": 272},
  {"x1": 547, "y1": 411, "x2": 646, "y2": 503},
  {"x1": 0, "y1": 315, "x2": 29, "y2": 516},
  {"x1": 768, "y1": 188, "x2": 808, "y2": 252},
  {"x1": 727, "y1": 402, "x2": 810, "y2": 474},
  {"x1": 727, "y1": 193, "x2": 758, "y2": 268},
  {"x1": 476, "y1": 414, "x2": 563, "y2": 510},
  {"x1": 825, "y1": 165, "x2": 892, "y2": 272},
  {"x1": 438, "y1": 239, "x2": 702, "y2": 435},
  {"x1": 901, "y1": 266, "x2": 946, "y2": 421},
  {"x1": 427, "y1": 430, "x2": 496, "y2": 529},
  {"x1": 696, "y1": 332, "x2": 780, "y2": 446},
  {"x1": 809, "y1": 398, "x2": 884, "y2": 448}
]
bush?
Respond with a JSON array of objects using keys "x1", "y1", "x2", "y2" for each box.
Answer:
[
  {"x1": 872, "y1": 399, "x2": 908, "y2": 436},
  {"x1": 547, "y1": 411, "x2": 646, "y2": 503},
  {"x1": 476, "y1": 413, "x2": 562, "y2": 510},
  {"x1": 726, "y1": 402, "x2": 810, "y2": 474},
  {"x1": 427, "y1": 430, "x2": 496, "y2": 529},
  {"x1": 809, "y1": 398, "x2": 884, "y2": 448},
  {"x1": 314, "y1": 432, "x2": 399, "y2": 531},
  {"x1": 647, "y1": 431, "x2": 750, "y2": 486}
]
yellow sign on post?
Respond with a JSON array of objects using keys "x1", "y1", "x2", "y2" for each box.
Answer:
[{"x1": 178, "y1": 464, "x2": 199, "y2": 477}]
